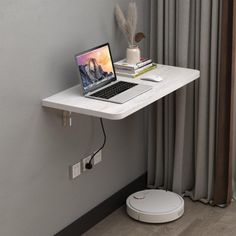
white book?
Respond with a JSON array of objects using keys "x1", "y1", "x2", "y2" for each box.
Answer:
[
  {"x1": 114, "y1": 58, "x2": 152, "y2": 70},
  {"x1": 115, "y1": 63, "x2": 154, "y2": 74},
  {"x1": 116, "y1": 64, "x2": 157, "y2": 78}
]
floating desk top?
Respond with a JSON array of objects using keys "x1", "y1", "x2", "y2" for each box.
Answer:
[{"x1": 42, "y1": 64, "x2": 200, "y2": 120}]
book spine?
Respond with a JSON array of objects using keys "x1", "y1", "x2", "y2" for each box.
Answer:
[
  {"x1": 116, "y1": 64, "x2": 157, "y2": 78},
  {"x1": 134, "y1": 63, "x2": 153, "y2": 73},
  {"x1": 136, "y1": 59, "x2": 152, "y2": 68},
  {"x1": 114, "y1": 59, "x2": 153, "y2": 70},
  {"x1": 134, "y1": 64, "x2": 157, "y2": 77},
  {"x1": 115, "y1": 63, "x2": 153, "y2": 74},
  {"x1": 114, "y1": 64, "x2": 136, "y2": 70}
]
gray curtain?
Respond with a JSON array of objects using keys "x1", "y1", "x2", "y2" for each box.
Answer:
[
  {"x1": 232, "y1": 73, "x2": 236, "y2": 200},
  {"x1": 146, "y1": 0, "x2": 220, "y2": 202},
  {"x1": 230, "y1": 79, "x2": 236, "y2": 200},
  {"x1": 232, "y1": 0, "x2": 236, "y2": 199}
]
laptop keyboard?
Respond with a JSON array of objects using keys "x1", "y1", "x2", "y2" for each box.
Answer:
[{"x1": 90, "y1": 81, "x2": 137, "y2": 99}]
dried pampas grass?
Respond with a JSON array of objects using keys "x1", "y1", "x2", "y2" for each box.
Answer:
[
  {"x1": 115, "y1": 2, "x2": 138, "y2": 46},
  {"x1": 127, "y1": 2, "x2": 137, "y2": 45}
]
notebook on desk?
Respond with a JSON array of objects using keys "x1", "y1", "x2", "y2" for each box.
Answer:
[{"x1": 75, "y1": 43, "x2": 152, "y2": 104}]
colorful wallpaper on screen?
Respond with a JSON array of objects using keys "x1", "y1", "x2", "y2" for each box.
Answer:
[
  {"x1": 76, "y1": 45, "x2": 115, "y2": 91},
  {"x1": 76, "y1": 45, "x2": 113, "y2": 72}
]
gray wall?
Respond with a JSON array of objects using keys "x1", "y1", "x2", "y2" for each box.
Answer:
[{"x1": 0, "y1": 1, "x2": 149, "y2": 235}]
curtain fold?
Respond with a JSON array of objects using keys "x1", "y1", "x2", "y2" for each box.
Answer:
[
  {"x1": 147, "y1": 0, "x2": 220, "y2": 202},
  {"x1": 213, "y1": 0, "x2": 233, "y2": 206},
  {"x1": 232, "y1": 0, "x2": 236, "y2": 200}
]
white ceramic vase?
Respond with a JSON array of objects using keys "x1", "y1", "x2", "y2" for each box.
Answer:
[{"x1": 126, "y1": 45, "x2": 140, "y2": 64}]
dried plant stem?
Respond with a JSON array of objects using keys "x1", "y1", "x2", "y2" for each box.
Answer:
[
  {"x1": 127, "y1": 2, "x2": 137, "y2": 46},
  {"x1": 115, "y1": 2, "x2": 138, "y2": 47}
]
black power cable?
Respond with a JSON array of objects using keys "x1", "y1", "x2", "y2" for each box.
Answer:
[{"x1": 85, "y1": 118, "x2": 106, "y2": 169}]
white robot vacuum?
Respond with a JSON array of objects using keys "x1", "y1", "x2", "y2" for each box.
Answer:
[{"x1": 126, "y1": 189, "x2": 184, "y2": 223}]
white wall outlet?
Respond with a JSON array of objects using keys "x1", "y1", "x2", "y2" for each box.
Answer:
[
  {"x1": 71, "y1": 162, "x2": 81, "y2": 179},
  {"x1": 82, "y1": 155, "x2": 92, "y2": 172},
  {"x1": 93, "y1": 150, "x2": 102, "y2": 165},
  {"x1": 82, "y1": 150, "x2": 102, "y2": 171}
]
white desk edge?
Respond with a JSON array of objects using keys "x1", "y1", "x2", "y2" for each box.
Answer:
[{"x1": 42, "y1": 64, "x2": 200, "y2": 120}]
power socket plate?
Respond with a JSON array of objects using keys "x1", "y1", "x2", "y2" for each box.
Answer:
[
  {"x1": 71, "y1": 162, "x2": 81, "y2": 179},
  {"x1": 82, "y1": 150, "x2": 102, "y2": 172},
  {"x1": 93, "y1": 150, "x2": 102, "y2": 165},
  {"x1": 82, "y1": 155, "x2": 91, "y2": 172}
]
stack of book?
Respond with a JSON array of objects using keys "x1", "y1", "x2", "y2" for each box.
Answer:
[{"x1": 114, "y1": 58, "x2": 156, "y2": 78}]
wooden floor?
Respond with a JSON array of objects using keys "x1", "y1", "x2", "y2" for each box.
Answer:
[{"x1": 83, "y1": 198, "x2": 236, "y2": 236}]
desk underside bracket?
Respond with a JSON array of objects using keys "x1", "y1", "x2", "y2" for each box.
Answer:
[{"x1": 63, "y1": 111, "x2": 72, "y2": 127}]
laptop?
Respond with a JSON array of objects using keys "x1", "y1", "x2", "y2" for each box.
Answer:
[{"x1": 75, "y1": 43, "x2": 152, "y2": 104}]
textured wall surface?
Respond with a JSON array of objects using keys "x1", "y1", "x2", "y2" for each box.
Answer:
[{"x1": 0, "y1": 0, "x2": 149, "y2": 235}]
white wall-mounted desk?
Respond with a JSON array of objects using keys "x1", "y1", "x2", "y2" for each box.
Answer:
[
  {"x1": 42, "y1": 64, "x2": 200, "y2": 120},
  {"x1": 42, "y1": 64, "x2": 200, "y2": 224}
]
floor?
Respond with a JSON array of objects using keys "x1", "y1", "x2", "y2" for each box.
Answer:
[{"x1": 83, "y1": 198, "x2": 236, "y2": 236}]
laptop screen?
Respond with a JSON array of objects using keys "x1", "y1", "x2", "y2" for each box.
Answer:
[{"x1": 75, "y1": 43, "x2": 116, "y2": 94}]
